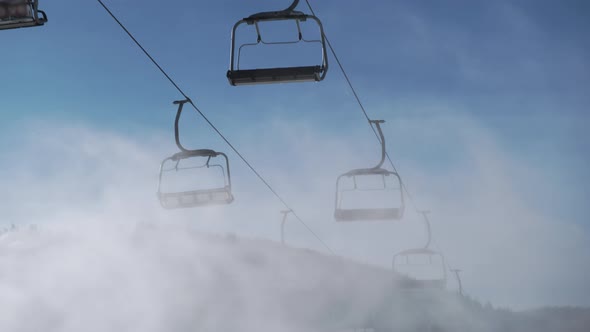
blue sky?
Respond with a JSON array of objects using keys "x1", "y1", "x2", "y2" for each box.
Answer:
[{"x1": 1, "y1": 0, "x2": 589, "y2": 308}]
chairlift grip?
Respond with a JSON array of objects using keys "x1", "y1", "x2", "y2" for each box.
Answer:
[
  {"x1": 173, "y1": 99, "x2": 190, "y2": 105},
  {"x1": 253, "y1": 0, "x2": 301, "y2": 18}
]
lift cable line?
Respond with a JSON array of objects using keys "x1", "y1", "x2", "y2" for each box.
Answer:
[
  {"x1": 303, "y1": 0, "x2": 462, "y2": 275},
  {"x1": 303, "y1": 0, "x2": 420, "y2": 213},
  {"x1": 96, "y1": 0, "x2": 335, "y2": 255}
]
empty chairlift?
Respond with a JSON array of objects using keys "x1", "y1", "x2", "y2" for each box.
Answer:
[
  {"x1": 392, "y1": 211, "x2": 447, "y2": 290},
  {"x1": 0, "y1": 0, "x2": 47, "y2": 30},
  {"x1": 334, "y1": 120, "x2": 405, "y2": 221},
  {"x1": 227, "y1": 0, "x2": 328, "y2": 85},
  {"x1": 157, "y1": 99, "x2": 234, "y2": 209},
  {"x1": 392, "y1": 248, "x2": 447, "y2": 290}
]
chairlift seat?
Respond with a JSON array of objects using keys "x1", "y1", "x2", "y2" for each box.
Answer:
[
  {"x1": 159, "y1": 187, "x2": 234, "y2": 209},
  {"x1": 397, "y1": 248, "x2": 439, "y2": 256},
  {"x1": 399, "y1": 278, "x2": 447, "y2": 290},
  {"x1": 342, "y1": 167, "x2": 394, "y2": 177},
  {"x1": 170, "y1": 149, "x2": 218, "y2": 161},
  {"x1": 0, "y1": 0, "x2": 46, "y2": 30},
  {"x1": 335, "y1": 207, "x2": 403, "y2": 222},
  {"x1": 0, "y1": 16, "x2": 33, "y2": 25},
  {"x1": 227, "y1": 66, "x2": 322, "y2": 86}
]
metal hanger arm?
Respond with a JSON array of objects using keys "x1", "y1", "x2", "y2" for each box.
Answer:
[
  {"x1": 419, "y1": 210, "x2": 432, "y2": 249},
  {"x1": 369, "y1": 120, "x2": 386, "y2": 169},
  {"x1": 173, "y1": 99, "x2": 191, "y2": 153}
]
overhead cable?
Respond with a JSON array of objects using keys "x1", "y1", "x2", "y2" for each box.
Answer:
[{"x1": 97, "y1": 0, "x2": 335, "y2": 255}]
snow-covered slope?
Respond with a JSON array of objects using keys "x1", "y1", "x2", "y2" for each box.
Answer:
[
  {"x1": 2, "y1": 225, "x2": 587, "y2": 332},
  {"x1": 0, "y1": 223, "x2": 456, "y2": 332},
  {"x1": 0, "y1": 224, "x2": 391, "y2": 331}
]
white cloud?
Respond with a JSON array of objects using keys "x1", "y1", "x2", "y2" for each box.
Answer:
[{"x1": 0, "y1": 113, "x2": 588, "y2": 316}]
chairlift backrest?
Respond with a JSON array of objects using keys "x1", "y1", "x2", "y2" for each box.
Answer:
[
  {"x1": 0, "y1": 0, "x2": 47, "y2": 30},
  {"x1": 227, "y1": 1, "x2": 328, "y2": 85}
]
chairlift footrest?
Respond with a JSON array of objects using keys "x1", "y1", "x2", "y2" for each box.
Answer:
[
  {"x1": 158, "y1": 188, "x2": 234, "y2": 209},
  {"x1": 227, "y1": 66, "x2": 323, "y2": 86},
  {"x1": 335, "y1": 208, "x2": 403, "y2": 221}
]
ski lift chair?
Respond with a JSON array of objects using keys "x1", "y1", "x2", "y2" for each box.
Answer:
[
  {"x1": 157, "y1": 99, "x2": 234, "y2": 209},
  {"x1": 392, "y1": 248, "x2": 447, "y2": 290},
  {"x1": 0, "y1": 0, "x2": 47, "y2": 30},
  {"x1": 334, "y1": 120, "x2": 405, "y2": 221},
  {"x1": 227, "y1": 0, "x2": 328, "y2": 85}
]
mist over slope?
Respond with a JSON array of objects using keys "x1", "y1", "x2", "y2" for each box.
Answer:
[
  {"x1": 0, "y1": 223, "x2": 389, "y2": 331},
  {"x1": 0, "y1": 121, "x2": 588, "y2": 331},
  {"x1": 1, "y1": 225, "x2": 588, "y2": 332}
]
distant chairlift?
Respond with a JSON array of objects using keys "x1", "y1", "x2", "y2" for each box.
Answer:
[
  {"x1": 0, "y1": 0, "x2": 47, "y2": 30},
  {"x1": 157, "y1": 99, "x2": 234, "y2": 209},
  {"x1": 227, "y1": 0, "x2": 328, "y2": 85},
  {"x1": 392, "y1": 248, "x2": 447, "y2": 290},
  {"x1": 392, "y1": 211, "x2": 447, "y2": 289},
  {"x1": 334, "y1": 120, "x2": 405, "y2": 221}
]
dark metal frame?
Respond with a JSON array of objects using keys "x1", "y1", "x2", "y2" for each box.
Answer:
[
  {"x1": 334, "y1": 120, "x2": 405, "y2": 221},
  {"x1": 0, "y1": 0, "x2": 47, "y2": 31},
  {"x1": 227, "y1": 0, "x2": 328, "y2": 85},
  {"x1": 157, "y1": 99, "x2": 234, "y2": 209}
]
